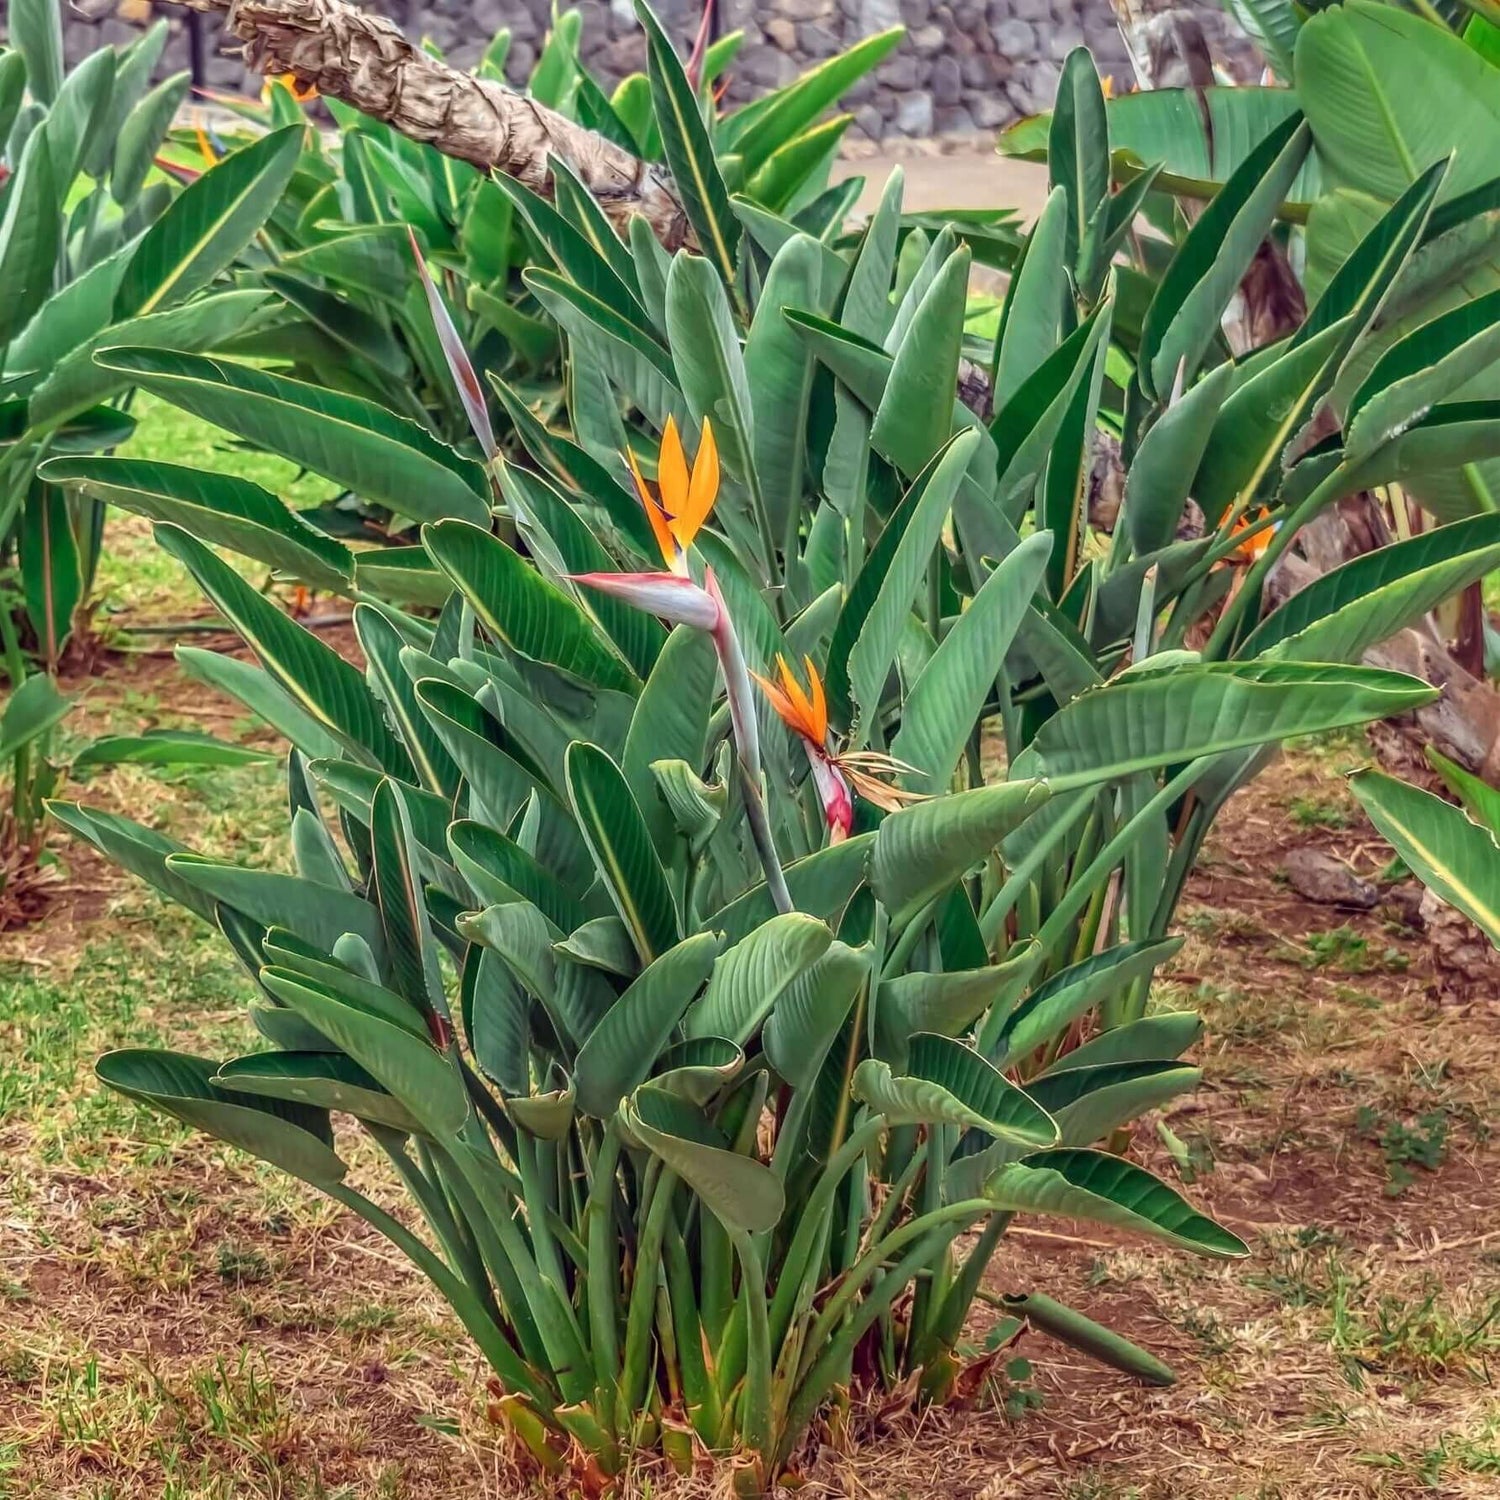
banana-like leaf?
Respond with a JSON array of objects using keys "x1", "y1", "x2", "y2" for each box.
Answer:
[
  {"x1": 261, "y1": 969, "x2": 468, "y2": 1138},
  {"x1": 1126, "y1": 364, "x2": 1234, "y2": 555},
  {"x1": 852, "y1": 1033, "x2": 1058, "y2": 1148},
  {"x1": 355, "y1": 605, "x2": 459, "y2": 797},
  {"x1": 155, "y1": 524, "x2": 412, "y2": 777},
  {"x1": 708, "y1": 832, "x2": 875, "y2": 944},
  {"x1": 891, "y1": 530, "x2": 1050, "y2": 790},
  {"x1": 652, "y1": 1036, "x2": 745, "y2": 1104},
  {"x1": 175, "y1": 646, "x2": 344, "y2": 764},
  {"x1": 422, "y1": 519, "x2": 638, "y2": 693},
  {"x1": 449, "y1": 823, "x2": 587, "y2": 935},
  {"x1": 0, "y1": 131, "x2": 61, "y2": 348},
  {"x1": 1014, "y1": 662, "x2": 1437, "y2": 790},
  {"x1": 1427, "y1": 749, "x2": 1500, "y2": 840},
  {"x1": 1349, "y1": 768, "x2": 1500, "y2": 946},
  {"x1": 992, "y1": 187, "x2": 1069, "y2": 410},
  {"x1": 1242, "y1": 514, "x2": 1500, "y2": 664},
  {"x1": 575, "y1": 932, "x2": 719, "y2": 1117},
  {"x1": 986, "y1": 1148, "x2": 1247, "y2": 1257},
  {"x1": 97, "y1": 1049, "x2": 346, "y2": 1186},
  {"x1": 370, "y1": 778, "x2": 446, "y2": 1019},
  {"x1": 115, "y1": 125, "x2": 303, "y2": 317},
  {"x1": 71, "y1": 729, "x2": 275, "y2": 771},
  {"x1": 1139, "y1": 114, "x2": 1311, "y2": 398},
  {"x1": 989, "y1": 938, "x2": 1184, "y2": 1066},
  {"x1": 1047, "y1": 1012, "x2": 1204, "y2": 1072},
  {"x1": 684, "y1": 911, "x2": 832, "y2": 1044},
  {"x1": 873, "y1": 940, "x2": 1039, "y2": 1071},
  {"x1": 623, "y1": 1085, "x2": 783, "y2": 1234},
  {"x1": 566, "y1": 740, "x2": 680, "y2": 963},
  {"x1": 1026, "y1": 1060, "x2": 1201, "y2": 1147},
  {"x1": 870, "y1": 779, "x2": 1052, "y2": 926},
  {"x1": 40, "y1": 456, "x2": 355, "y2": 595},
  {"x1": 95, "y1": 348, "x2": 489, "y2": 526},
  {"x1": 635, "y1": 0, "x2": 740, "y2": 288},
  {"x1": 1296, "y1": 2, "x2": 1500, "y2": 206},
  {"x1": 1050, "y1": 47, "x2": 1109, "y2": 278},
  {"x1": 12, "y1": 0, "x2": 64, "y2": 104},
  {"x1": 1346, "y1": 289, "x2": 1500, "y2": 460},
  {"x1": 0, "y1": 674, "x2": 72, "y2": 760},
  {"x1": 216, "y1": 1050, "x2": 421, "y2": 1134},
  {"x1": 762, "y1": 939, "x2": 869, "y2": 1091},
  {"x1": 112, "y1": 70, "x2": 191, "y2": 204}
]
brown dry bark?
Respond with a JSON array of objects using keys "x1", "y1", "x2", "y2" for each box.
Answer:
[{"x1": 182, "y1": 0, "x2": 694, "y2": 248}]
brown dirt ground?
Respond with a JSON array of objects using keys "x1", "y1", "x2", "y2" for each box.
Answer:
[{"x1": 2, "y1": 655, "x2": 1498, "y2": 1499}]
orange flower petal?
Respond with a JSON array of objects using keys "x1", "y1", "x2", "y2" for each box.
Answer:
[
  {"x1": 750, "y1": 669, "x2": 799, "y2": 730},
  {"x1": 659, "y1": 417, "x2": 690, "y2": 519},
  {"x1": 678, "y1": 417, "x2": 720, "y2": 547},
  {"x1": 774, "y1": 656, "x2": 822, "y2": 744},
  {"x1": 802, "y1": 654, "x2": 828, "y2": 745},
  {"x1": 626, "y1": 446, "x2": 677, "y2": 568}
]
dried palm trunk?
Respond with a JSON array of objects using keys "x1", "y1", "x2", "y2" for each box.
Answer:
[{"x1": 181, "y1": 0, "x2": 694, "y2": 247}]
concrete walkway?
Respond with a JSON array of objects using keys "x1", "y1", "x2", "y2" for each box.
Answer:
[{"x1": 833, "y1": 143, "x2": 1050, "y2": 223}]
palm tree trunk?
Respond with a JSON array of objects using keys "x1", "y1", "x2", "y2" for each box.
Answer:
[{"x1": 182, "y1": 0, "x2": 694, "y2": 248}]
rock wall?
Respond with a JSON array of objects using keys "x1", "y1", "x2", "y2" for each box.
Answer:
[{"x1": 52, "y1": 0, "x2": 1246, "y2": 142}]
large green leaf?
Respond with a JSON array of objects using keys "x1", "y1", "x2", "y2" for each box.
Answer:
[
  {"x1": 155, "y1": 524, "x2": 412, "y2": 777},
  {"x1": 46, "y1": 802, "x2": 217, "y2": 923},
  {"x1": 113, "y1": 69, "x2": 191, "y2": 206},
  {"x1": 0, "y1": 130, "x2": 60, "y2": 349},
  {"x1": 369, "y1": 778, "x2": 446, "y2": 1018},
  {"x1": 11, "y1": 0, "x2": 64, "y2": 104},
  {"x1": 992, "y1": 188, "x2": 1069, "y2": 410},
  {"x1": 634, "y1": 0, "x2": 740, "y2": 287},
  {"x1": 574, "y1": 932, "x2": 719, "y2": 1117},
  {"x1": 1126, "y1": 365, "x2": 1234, "y2": 555},
  {"x1": 94, "y1": 348, "x2": 489, "y2": 526},
  {"x1": 1139, "y1": 114, "x2": 1310, "y2": 397},
  {"x1": 683, "y1": 912, "x2": 832, "y2": 1045},
  {"x1": 116, "y1": 125, "x2": 303, "y2": 317},
  {"x1": 762, "y1": 939, "x2": 868, "y2": 1091},
  {"x1": 707, "y1": 833, "x2": 875, "y2": 944},
  {"x1": 0, "y1": 673, "x2": 72, "y2": 760},
  {"x1": 891, "y1": 531, "x2": 1050, "y2": 790},
  {"x1": 623, "y1": 1085, "x2": 783, "y2": 1234},
  {"x1": 852, "y1": 1033, "x2": 1058, "y2": 1148},
  {"x1": 1049, "y1": 47, "x2": 1109, "y2": 278},
  {"x1": 1296, "y1": 2, "x2": 1500, "y2": 206},
  {"x1": 1241, "y1": 514, "x2": 1500, "y2": 664},
  {"x1": 422, "y1": 520, "x2": 638, "y2": 693},
  {"x1": 566, "y1": 740, "x2": 680, "y2": 963},
  {"x1": 175, "y1": 647, "x2": 344, "y2": 764},
  {"x1": 1349, "y1": 769, "x2": 1500, "y2": 946},
  {"x1": 870, "y1": 780, "x2": 1052, "y2": 925},
  {"x1": 215, "y1": 1051, "x2": 421, "y2": 1134},
  {"x1": 1012, "y1": 663, "x2": 1437, "y2": 790},
  {"x1": 986, "y1": 1149, "x2": 1247, "y2": 1257},
  {"x1": 448, "y1": 821, "x2": 587, "y2": 935},
  {"x1": 96, "y1": 1049, "x2": 346, "y2": 1186},
  {"x1": 40, "y1": 456, "x2": 354, "y2": 595},
  {"x1": 1026, "y1": 1061, "x2": 1201, "y2": 1148}
]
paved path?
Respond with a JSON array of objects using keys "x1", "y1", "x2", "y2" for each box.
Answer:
[{"x1": 832, "y1": 144, "x2": 1050, "y2": 224}]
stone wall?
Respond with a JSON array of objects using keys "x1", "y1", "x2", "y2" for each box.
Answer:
[{"x1": 51, "y1": 0, "x2": 1245, "y2": 142}]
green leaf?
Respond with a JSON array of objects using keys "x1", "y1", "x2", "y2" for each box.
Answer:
[
  {"x1": 46, "y1": 802, "x2": 217, "y2": 923},
  {"x1": 0, "y1": 130, "x2": 60, "y2": 348},
  {"x1": 720, "y1": 26, "x2": 904, "y2": 173},
  {"x1": 843, "y1": 430, "x2": 980, "y2": 738},
  {"x1": 1295, "y1": 2, "x2": 1500, "y2": 206},
  {"x1": 97, "y1": 1049, "x2": 346, "y2": 1186},
  {"x1": 448, "y1": 820, "x2": 587, "y2": 935},
  {"x1": 891, "y1": 531, "x2": 1050, "y2": 790},
  {"x1": 12, "y1": 0, "x2": 63, "y2": 102},
  {"x1": 19, "y1": 484, "x2": 81, "y2": 668},
  {"x1": 422, "y1": 519, "x2": 638, "y2": 693},
  {"x1": 116, "y1": 125, "x2": 303, "y2": 317},
  {"x1": 852, "y1": 1033, "x2": 1058, "y2": 1148},
  {"x1": 992, "y1": 187, "x2": 1069, "y2": 410},
  {"x1": 986, "y1": 1149, "x2": 1247, "y2": 1257},
  {"x1": 1349, "y1": 769, "x2": 1500, "y2": 947},
  {"x1": 355, "y1": 606, "x2": 459, "y2": 797},
  {"x1": 71, "y1": 729, "x2": 275, "y2": 772},
  {"x1": 215, "y1": 1051, "x2": 421, "y2": 1134},
  {"x1": 762, "y1": 939, "x2": 868, "y2": 1091},
  {"x1": 0, "y1": 673, "x2": 72, "y2": 761},
  {"x1": 1241, "y1": 514, "x2": 1500, "y2": 664},
  {"x1": 566, "y1": 740, "x2": 680, "y2": 964},
  {"x1": 264, "y1": 269, "x2": 409, "y2": 379},
  {"x1": 113, "y1": 70, "x2": 192, "y2": 205},
  {"x1": 635, "y1": 0, "x2": 741, "y2": 287},
  {"x1": 989, "y1": 938, "x2": 1184, "y2": 1067},
  {"x1": 871, "y1": 780, "x2": 1052, "y2": 926},
  {"x1": 684, "y1": 912, "x2": 833, "y2": 1045},
  {"x1": 1049, "y1": 47, "x2": 1109, "y2": 277},
  {"x1": 623, "y1": 1085, "x2": 784, "y2": 1233},
  {"x1": 1026, "y1": 1061, "x2": 1201, "y2": 1148},
  {"x1": 40, "y1": 456, "x2": 354, "y2": 595},
  {"x1": 93, "y1": 348, "x2": 490, "y2": 527},
  {"x1": 1013, "y1": 663, "x2": 1437, "y2": 791},
  {"x1": 708, "y1": 832, "x2": 875, "y2": 944},
  {"x1": 1346, "y1": 289, "x2": 1500, "y2": 461},
  {"x1": 154, "y1": 524, "x2": 412, "y2": 777},
  {"x1": 870, "y1": 247, "x2": 971, "y2": 474},
  {"x1": 874, "y1": 942, "x2": 1039, "y2": 1071},
  {"x1": 1050, "y1": 1012, "x2": 1204, "y2": 1072},
  {"x1": 1341, "y1": 403, "x2": 1500, "y2": 516},
  {"x1": 1139, "y1": 114, "x2": 1311, "y2": 397},
  {"x1": 369, "y1": 778, "x2": 446, "y2": 1017},
  {"x1": 1126, "y1": 364, "x2": 1235, "y2": 555},
  {"x1": 575, "y1": 932, "x2": 719, "y2": 1117},
  {"x1": 175, "y1": 647, "x2": 344, "y2": 764},
  {"x1": 622, "y1": 626, "x2": 717, "y2": 860},
  {"x1": 260, "y1": 969, "x2": 468, "y2": 1138}
]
